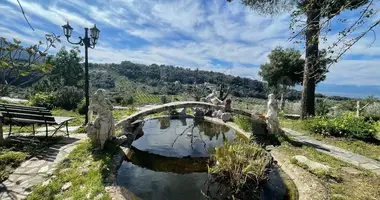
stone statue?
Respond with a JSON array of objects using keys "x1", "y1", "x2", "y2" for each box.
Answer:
[
  {"x1": 86, "y1": 89, "x2": 116, "y2": 150},
  {"x1": 265, "y1": 94, "x2": 280, "y2": 134},
  {"x1": 224, "y1": 99, "x2": 232, "y2": 112},
  {"x1": 205, "y1": 90, "x2": 217, "y2": 102}
]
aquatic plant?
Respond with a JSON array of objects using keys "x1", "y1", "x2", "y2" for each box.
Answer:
[{"x1": 205, "y1": 139, "x2": 272, "y2": 199}]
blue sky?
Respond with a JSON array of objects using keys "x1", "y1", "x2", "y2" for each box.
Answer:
[{"x1": 1, "y1": 0, "x2": 380, "y2": 97}]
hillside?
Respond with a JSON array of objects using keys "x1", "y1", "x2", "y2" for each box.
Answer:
[{"x1": 89, "y1": 61, "x2": 274, "y2": 99}]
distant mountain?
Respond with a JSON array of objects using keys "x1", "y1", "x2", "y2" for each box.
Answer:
[{"x1": 316, "y1": 84, "x2": 380, "y2": 98}]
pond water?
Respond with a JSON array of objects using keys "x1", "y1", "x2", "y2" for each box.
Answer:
[{"x1": 117, "y1": 117, "x2": 295, "y2": 200}]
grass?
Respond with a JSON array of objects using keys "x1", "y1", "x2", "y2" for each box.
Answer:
[
  {"x1": 281, "y1": 119, "x2": 380, "y2": 160},
  {"x1": 52, "y1": 109, "x2": 84, "y2": 126},
  {"x1": 277, "y1": 141, "x2": 380, "y2": 200},
  {"x1": 232, "y1": 116, "x2": 252, "y2": 132},
  {"x1": 112, "y1": 108, "x2": 137, "y2": 121},
  {"x1": 27, "y1": 140, "x2": 117, "y2": 200}
]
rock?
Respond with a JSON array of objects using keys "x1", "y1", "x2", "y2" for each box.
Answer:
[
  {"x1": 81, "y1": 167, "x2": 89, "y2": 175},
  {"x1": 293, "y1": 155, "x2": 330, "y2": 172},
  {"x1": 61, "y1": 182, "x2": 72, "y2": 191},
  {"x1": 94, "y1": 193, "x2": 104, "y2": 200},
  {"x1": 178, "y1": 108, "x2": 187, "y2": 115},
  {"x1": 342, "y1": 167, "x2": 362, "y2": 175},
  {"x1": 221, "y1": 112, "x2": 232, "y2": 121},
  {"x1": 42, "y1": 179, "x2": 51, "y2": 187},
  {"x1": 60, "y1": 168, "x2": 69, "y2": 174}
]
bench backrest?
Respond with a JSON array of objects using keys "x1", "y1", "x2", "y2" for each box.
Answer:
[{"x1": 0, "y1": 103, "x2": 55, "y2": 124}]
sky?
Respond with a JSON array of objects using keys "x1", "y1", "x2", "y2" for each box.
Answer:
[{"x1": 0, "y1": 0, "x2": 379, "y2": 97}]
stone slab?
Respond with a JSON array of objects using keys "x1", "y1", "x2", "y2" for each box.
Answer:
[{"x1": 282, "y1": 128, "x2": 380, "y2": 175}]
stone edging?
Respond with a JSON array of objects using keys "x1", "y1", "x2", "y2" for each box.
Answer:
[{"x1": 105, "y1": 116, "x2": 329, "y2": 200}]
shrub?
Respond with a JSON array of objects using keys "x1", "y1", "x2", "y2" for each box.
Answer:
[
  {"x1": 77, "y1": 99, "x2": 87, "y2": 115},
  {"x1": 30, "y1": 93, "x2": 55, "y2": 109},
  {"x1": 160, "y1": 95, "x2": 168, "y2": 104},
  {"x1": 121, "y1": 96, "x2": 134, "y2": 106},
  {"x1": 206, "y1": 139, "x2": 271, "y2": 199},
  {"x1": 304, "y1": 112, "x2": 375, "y2": 140},
  {"x1": 54, "y1": 86, "x2": 84, "y2": 110},
  {"x1": 316, "y1": 99, "x2": 330, "y2": 116}
]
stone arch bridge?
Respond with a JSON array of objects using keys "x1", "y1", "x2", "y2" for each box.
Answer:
[{"x1": 115, "y1": 101, "x2": 253, "y2": 128}]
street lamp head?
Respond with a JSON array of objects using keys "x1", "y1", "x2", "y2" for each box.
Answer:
[
  {"x1": 90, "y1": 24, "x2": 100, "y2": 42},
  {"x1": 62, "y1": 22, "x2": 73, "y2": 38}
]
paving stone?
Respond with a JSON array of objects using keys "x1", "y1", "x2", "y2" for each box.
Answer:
[
  {"x1": 342, "y1": 167, "x2": 362, "y2": 175},
  {"x1": 293, "y1": 155, "x2": 331, "y2": 172},
  {"x1": 282, "y1": 128, "x2": 380, "y2": 175},
  {"x1": 360, "y1": 162, "x2": 380, "y2": 170},
  {"x1": 0, "y1": 137, "x2": 84, "y2": 199},
  {"x1": 38, "y1": 165, "x2": 50, "y2": 173},
  {"x1": 42, "y1": 179, "x2": 51, "y2": 187}
]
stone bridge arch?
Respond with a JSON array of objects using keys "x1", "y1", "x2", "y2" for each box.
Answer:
[{"x1": 115, "y1": 101, "x2": 252, "y2": 128}]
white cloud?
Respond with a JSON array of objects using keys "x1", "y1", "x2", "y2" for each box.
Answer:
[{"x1": 1, "y1": 0, "x2": 380, "y2": 87}]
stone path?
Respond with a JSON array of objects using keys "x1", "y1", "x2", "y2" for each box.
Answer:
[
  {"x1": 0, "y1": 134, "x2": 87, "y2": 200},
  {"x1": 282, "y1": 128, "x2": 380, "y2": 175}
]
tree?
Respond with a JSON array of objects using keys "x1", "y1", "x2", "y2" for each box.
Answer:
[
  {"x1": 259, "y1": 47, "x2": 304, "y2": 110},
  {"x1": 47, "y1": 47, "x2": 84, "y2": 89},
  {"x1": 0, "y1": 35, "x2": 59, "y2": 96},
  {"x1": 229, "y1": 0, "x2": 369, "y2": 119},
  {"x1": 0, "y1": 35, "x2": 59, "y2": 145}
]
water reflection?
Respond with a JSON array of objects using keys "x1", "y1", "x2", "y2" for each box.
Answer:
[
  {"x1": 118, "y1": 118, "x2": 295, "y2": 200},
  {"x1": 132, "y1": 118, "x2": 236, "y2": 157}
]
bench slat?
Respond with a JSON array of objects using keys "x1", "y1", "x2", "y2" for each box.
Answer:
[
  {"x1": 0, "y1": 108, "x2": 52, "y2": 116},
  {"x1": 0, "y1": 103, "x2": 47, "y2": 110},
  {"x1": 1, "y1": 112, "x2": 56, "y2": 122}
]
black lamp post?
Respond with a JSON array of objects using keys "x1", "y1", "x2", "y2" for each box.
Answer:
[{"x1": 62, "y1": 22, "x2": 100, "y2": 124}]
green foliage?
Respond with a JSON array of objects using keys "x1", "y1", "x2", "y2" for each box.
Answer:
[
  {"x1": 122, "y1": 96, "x2": 134, "y2": 106},
  {"x1": 30, "y1": 92, "x2": 56, "y2": 109},
  {"x1": 0, "y1": 35, "x2": 59, "y2": 95},
  {"x1": 160, "y1": 95, "x2": 168, "y2": 104},
  {"x1": 53, "y1": 86, "x2": 84, "y2": 110},
  {"x1": 259, "y1": 46, "x2": 304, "y2": 89},
  {"x1": 233, "y1": 116, "x2": 252, "y2": 132},
  {"x1": 304, "y1": 113, "x2": 375, "y2": 140},
  {"x1": 30, "y1": 87, "x2": 83, "y2": 111},
  {"x1": 207, "y1": 139, "x2": 271, "y2": 199},
  {"x1": 47, "y1": 47, "x2": 84, "y2": 88},
  {"x1": 316, "y1": 98, "x2": 331, "y2": 116},
  {"x1": 77, "y1": 99, "x2": 87, "y2": 115}
]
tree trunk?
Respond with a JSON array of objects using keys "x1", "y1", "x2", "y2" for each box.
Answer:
[
  {"x1": 280, "y1": 85, "x2": 286, "y2": 111},
  {"x1": 300, "y1": 4, "x2": 320, "y2": 119},
  {"x1": 0, "y1": 120, "x2": 4, "y2": 146}
]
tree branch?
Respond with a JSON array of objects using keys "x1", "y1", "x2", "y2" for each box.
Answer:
[{"x1": 17, "y1": 0, "x2": 34, "y2": 31}]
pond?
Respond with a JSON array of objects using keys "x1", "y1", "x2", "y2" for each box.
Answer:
[{"x1": 117, "y1": 117, "x2": 296, "y2": 200}]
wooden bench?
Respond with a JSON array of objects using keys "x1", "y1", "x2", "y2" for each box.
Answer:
[{"x1": 0, "y1": 103, "x2": 74, "y2": 137}]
